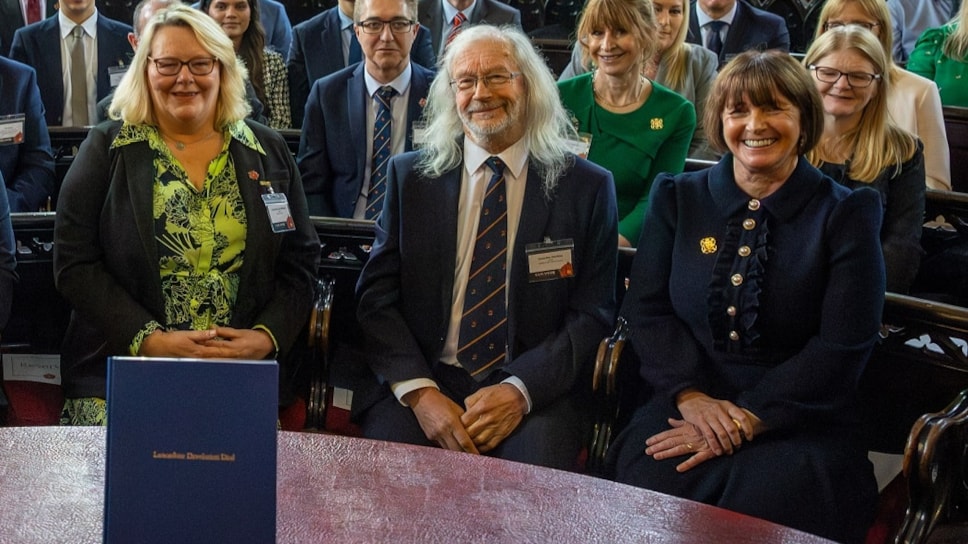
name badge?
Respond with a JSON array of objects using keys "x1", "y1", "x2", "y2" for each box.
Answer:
[
  {"x1": 0, "y1": 114, "x2": 25, "y2": 145},
  {"x1": 563, "y1": 132, "x2": 592, "y2": 159},
  {"x1": 261, "y1": 192, "x2": 295, "y2": 233},
  {"x1": 108, "y1": 65, "x2": 128, "y2": 88},
  {"x1": 411, "y1": 121, "x2": 428, "y2": 148},
  {"x1": 525, "y1": 238, "x2": 575, "y2": 283}
]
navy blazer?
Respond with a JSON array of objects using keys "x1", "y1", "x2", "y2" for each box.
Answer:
[
  {"x1": 0, "y1": 0, "x2": 56, "y2": 56},
  {"x1": 287, "y1": 6, "x2": 435, "y2": 128},
  {"x1": 355, "y1": 149, "x2": 618, "y2": 412},
  {"x1": 0, "y1": 56, "x2": 55, "y2": 212},
  {"x1": 686, "y1": 0, "x2": 790, "y2": 68},
  {"x1": 418, "y1": 0, "x2": 521, "y2": 54},
  {"x1": 53, "y1": 120, "x2": 321, "y2": 399},
  {"x1": 259, "y1": 0, "x2": 292, "y2": 61},
  {"x1": 9, "y1": 13, "x2": 132, "y2": 127},
  {"x1": 296, "y1": 62, "x2": 434, "y2": 217}
]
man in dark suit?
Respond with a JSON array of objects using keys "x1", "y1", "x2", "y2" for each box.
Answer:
[
  {"x1": 0, "y1": 0, "x2": 56, "y2": 56},
  {"x1": 297, "y1": 0, "x2": 433, "y2": 218},
  {"x1": 418, "y1": 0, "x2": 521, "y2": 55},
  {"x1": 9, "y1": 0, "x2": 132, "y2": 126},
  {"x1": 287, "y1": 0, "x2": 435, "y2": 128},
  {"x1": 687, "y1": 0, "x2": 789, "y2": 68},
  {"x1": 0, "y1": 56, "x2": 55, "y2": 212},
  {"x1": 355, "y1": 25, "x2": 617, "y2": 470}
]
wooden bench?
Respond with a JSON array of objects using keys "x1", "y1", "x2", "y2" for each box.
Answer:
[{"x1": 943, "y1": 106, "x2": 968, "y2": 194}]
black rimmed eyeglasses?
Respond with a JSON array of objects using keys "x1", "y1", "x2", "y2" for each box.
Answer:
[
  {"x1": 356, "y1": 18, "x2": 416, "y2": 34},
  {"x1": 148, "y1": 57, "x2": 219, "y2": 76},
  {"x1": 808, "y1": 65, "x2": 881, "y2": 88},
  {"x1": 449, "y1": 72, "x2": 521, "y2": 92}
]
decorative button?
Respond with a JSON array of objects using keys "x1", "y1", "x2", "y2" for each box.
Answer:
[
  {"x1": 738, "y1": 245, "x2": 751, "y2": 257},
  {"x1": 748, "y1": 199, "x2": 760, "y2": 211},
  {"x1": 726, "y1": 305, "x2": 737, "y2": 316},
  {"x1": 743, "y1": 218, "x2": 756, "y2": 230},
  {"x1": 729, "y1": 331, "x2": 740, "y2": 341},
  {"x1": 731, "y1": 274, "x2": 743, "y2": 286}
]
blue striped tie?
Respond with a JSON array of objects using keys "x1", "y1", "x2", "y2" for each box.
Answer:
[
  {"x1": 458, "y1": 157, "x2": 509, "y2": 381},
  {"x1": 706, "y1": 20, "x2": 726, "y2": 57},
  {"x1": 366, "y1": 85, "x2": 396, "y2": 220}
]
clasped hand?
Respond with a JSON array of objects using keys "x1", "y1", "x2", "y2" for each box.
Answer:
[
  {"x1": 404, "y1": 383, "x2": 527, "y2": 455},
  {"x1": 138, "y1": 326, "x2": 275, "y2": 360},
  {"x1": 644, "y1": 392, "x2": 758, "y2": 473}
]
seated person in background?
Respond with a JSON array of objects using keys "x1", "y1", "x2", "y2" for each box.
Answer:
[
  {"x1": 296, "y1": 0, "x2": 433, "y2": 218},
  {"x1": 608, "y1": 49, "x2": 885, "y2": 544},
  {"x1": 907, "y1": 1, "x2": 968, "y2": 108},
  {"x1": 0, "y1": 56, "x2": 55, "y2": 212},
  {"x1": 0, "y1": 0, "x2": 56, "y2": 58},
  {"x1": 805, "y1": 27, "x2": 925, "y2": 293},
  {"x1": 686, "y1": 0, "x2": 790, "y2": 69},
  {"x1": 0, "y1": 171, "x2": 17, "y2": 331},
  {"x1": 201, "y1": 0, "x2": 290, "y2": 129},
  {"x1": 95, "y1": 0, "x2": 267, "y2": 124},
  {"x1": 816, "y1": 0, "x2": 950, "y2": 191},
  {"x1": 288, "y1": 0, "x2": 435, "y2": 128},
  {"x1": 9, "y1": 0, "x2": 131, "y2": 127},
  {"x1": 257, "y1": 0, "x2": 292, "y2": 61},
  {"x1": 558, "y1": 0, "x2": 718, "y2": 160},
  {"x1": 417, "y1": 0, "x2": 521, "y2": 55},
  {"x1": 355, "y1": 25, "x2": 617, "y2": 471},
  {"x1": 558, "y1": 0, "x2": 695, "y2": 247},
  {"x1": 53, "y1": 5, "x2": 319, "y2": 425},
  {"x1": 888, "y1": 0, "x2": 959, "y2": 63}
]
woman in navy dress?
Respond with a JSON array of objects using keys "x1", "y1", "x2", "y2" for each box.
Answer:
[{"x1": 608, "y1": 50, "x2": 885, "y2": 543}]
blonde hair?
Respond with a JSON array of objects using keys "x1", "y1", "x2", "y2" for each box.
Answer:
[
  {"x1": 656, "y1": 0, "x2": 690, "y2": 91},
  {"x1": 815, "y1": 0, "x2": 902, "y2": 79},
  {"x1": 704, "y1": 50, "x2": 824, "y2": 156},
  {"x1": 942, "y1": 3, "x2": 968, "y2": 60},
  {"x1": 109, "y1": 4, "x2": 251, "y2": 127},
  {"x1": 804, "y1": 26, "x2": 917, "y2": 183},
  {"x1": 575, "y1": 0, "x2": 658, "y2": 74}
]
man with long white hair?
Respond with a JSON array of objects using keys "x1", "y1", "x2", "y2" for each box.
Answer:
[{"x1": 355, "y1": 24, "x2": 619, "y2": 470}]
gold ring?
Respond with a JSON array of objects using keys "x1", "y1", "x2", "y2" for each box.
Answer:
[
  {"x1": 732, "y1": 418, "x2": 742, "y2": 430},
  {"x1": 684, "y1": 442, "x2": 693, "y2": 451}
]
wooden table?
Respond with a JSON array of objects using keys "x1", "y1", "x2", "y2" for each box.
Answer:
[{"x1": 0, "y1": 427, "x2": 832, "y2": 543}]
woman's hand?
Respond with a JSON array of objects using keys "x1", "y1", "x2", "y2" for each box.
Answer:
[
  {"x1": 138, "y1": 329, "x2": 224, "y2": 358},
  {"x1": 201, "y1": 327, "x2": 276, "y2": 359},
  {"x1": 644, "y1": 418, "x2": 716, "y2": 472},
  {"x1": 676, "y1": 389, "x2": 755, "y2": 456}
]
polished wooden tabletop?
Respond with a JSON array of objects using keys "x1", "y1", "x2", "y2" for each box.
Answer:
[{"x1": 0, "y1": 426, "x2": 833, "y2": 543}]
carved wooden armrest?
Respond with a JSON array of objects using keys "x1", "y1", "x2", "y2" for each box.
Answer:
[
  {"x1": 306, "y1": 277, "x2": 334, "y2": 430},
  {"x1": 895, "y1": 389, "x2": 968, "y2": 544},
  {"x1": 588, "y1": 317, "x2": 631, "y2": 476}
]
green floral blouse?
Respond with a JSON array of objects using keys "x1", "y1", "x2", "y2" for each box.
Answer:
[{"x1": 112, "y1": 121, "x2": 267, "y2": 355}]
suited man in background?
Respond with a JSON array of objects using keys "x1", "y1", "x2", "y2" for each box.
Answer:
[
  {"x1": 687, "y1": 0, "x2": 789, "y2": 68},
  {"x1": 355, "y1": 25, "x2": 617, "y2": 470},
  {"x1": 0, "y1": 0, "x2": 56, "y2": 55},
  {"x1": 288, "y1": 0, "x2": 434, "y2": 127},
  {"x1": 0, "y1": 56, "x2": 55, "y2": 212},
  {"x1": 418, "y1": 0, "x2": 521, "y2": 54},
  {"x1": 297, "y1": 0, "x2": 433, "y2": 218},
  {"x1": 9, "y1": 0, "x2": 131, "y2": 126}
]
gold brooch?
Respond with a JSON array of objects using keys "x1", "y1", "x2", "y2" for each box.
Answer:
[
  {"x1": 700, "y1": 237, "x2": 717, "y2": 254},
  {"x1": 650, "y1": 118, "x2": 664, "y2": 130}
]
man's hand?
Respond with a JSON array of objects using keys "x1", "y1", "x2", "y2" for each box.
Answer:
[
  {"x1": 403, "y1": 387, "x2": 480, "y2": 454},
  {"x1": 461, "y1": 383, "x2": 527, "y2": 453}
]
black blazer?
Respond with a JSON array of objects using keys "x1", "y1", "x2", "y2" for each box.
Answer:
[
  {"x1": 9, "y1": 13, "x2": 132, "y2": 126},
  {"x1": 686, "y1": 0, "x2": 790, "y2": 68},
  {"x1": 0, "y1": 0, "x2": 56, "y2": 56},
  {"x1": 296, "y1": 61, "x2": 435, "y2": 217},
  {"x1": 287, "y1": 6, "x2": 435, "y2": 128},
  {"x1": 53, "y1": 120, "x2": 321, "y2": 399}
]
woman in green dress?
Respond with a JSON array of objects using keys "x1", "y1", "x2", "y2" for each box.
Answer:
[
  {"x1": 558, "y1": 0, "x2": 695, "y2": 247},
  {"x1": 907, "y1": 1, "x2": 968, "y2": 108}
]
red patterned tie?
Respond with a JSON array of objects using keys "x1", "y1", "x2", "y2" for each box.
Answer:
[
  {"x1": 445, "y1": 11, "x2": 467, "y2": 48},
  {"x1": 458, "y1": 157, "x2": 508, "y2": 381},
  {"x1": 26, "y1": 0, "x2": 41, "y2": 24}
]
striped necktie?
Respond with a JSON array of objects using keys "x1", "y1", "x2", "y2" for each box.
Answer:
[
  {"x1": 445, "y1": 11, "x2": 467, "y2": 48},
  {"x1": 365, "y1": 85, "x2": 397, "y2": 220},
  {"x1": 706, "y1": 20, "x2": 726, "y2": 57},
  {"x1": 458, "y1": 157, "x2": 509, "y2": 381}
]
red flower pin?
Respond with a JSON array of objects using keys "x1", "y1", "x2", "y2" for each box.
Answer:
[{"x1": 248, "y1": 170, "x2": 260, "y2": 180}]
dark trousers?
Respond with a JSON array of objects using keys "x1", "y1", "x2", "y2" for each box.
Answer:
[{"x1": 360, "y1": 363, "x2": 586, "y2": 471}]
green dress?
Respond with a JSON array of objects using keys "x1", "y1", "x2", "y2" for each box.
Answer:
[
  {"x1": 907, "y1": 24, "x2": 968, "y2": 108},
  {"x1": 558, "y1": 73, "x2": 695, "y2": 245}
]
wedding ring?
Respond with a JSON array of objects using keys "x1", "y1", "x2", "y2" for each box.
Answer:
[
  {"x1": 684, "y1": 442, "x2": 693, "y2": 451},
  {"x1": 732, "y1": 418, "x2": 742, "y2": 430}
]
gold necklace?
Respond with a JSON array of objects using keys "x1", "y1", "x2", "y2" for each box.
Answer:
[
  {"x1": 592, "y1": 69, "x2": 646, "y2": 109},
  {"x1": 162, "y1": 130, "x2": 219, "y2": 151}
]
